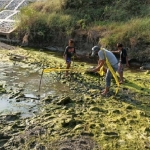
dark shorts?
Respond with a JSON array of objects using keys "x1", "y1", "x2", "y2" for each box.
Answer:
[{"x1": 66, "y1": 57, "x2": 71, "y2": 63}]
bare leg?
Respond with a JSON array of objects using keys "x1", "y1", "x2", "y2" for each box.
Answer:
[
  {"x1": 101, "y1": 87, "x2": 109, "y2": 95},
  {"x1": 119, "y1": 71, "x2": 123, "y2": 83},
  {"x1": 66, "y1": 62, "x2": 71, "y2": 76},
  {"x1": 118, "y1": 63, "x2": 124, "y2": 83}
]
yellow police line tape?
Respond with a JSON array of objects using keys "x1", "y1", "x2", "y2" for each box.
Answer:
[
  {"x1": 43, "y1": 68, "x2": 105, "y2": 76},
  {"x1": 43, "y1": 68, "x2": 71, "y2": 72}
]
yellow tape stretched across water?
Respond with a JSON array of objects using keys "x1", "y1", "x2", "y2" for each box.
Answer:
[
  {"x1": 43, "y1": 53, "x2": 119, "y2": 95},
  {"x1": 43, "y1": 68, "x2": 71, "y2": 73}
]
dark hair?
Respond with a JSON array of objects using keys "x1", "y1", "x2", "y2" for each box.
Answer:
[
  {"x1": 68, "y1": 39, "x2": 74, "y2": 47},
  {"x1": 69, "y1": 39, "x2": 74, "y2": 43},
  {"x1": 117, "y1": 43, "x2": 123, "y2": 47}
]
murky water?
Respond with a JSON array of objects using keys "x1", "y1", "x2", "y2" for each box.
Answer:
[
  {"x1": 0, "y1": 61, "x2": 70, "y2": 118},
  {"x1": 0, "y1": 94, "x2": 38, "y2": 118}
]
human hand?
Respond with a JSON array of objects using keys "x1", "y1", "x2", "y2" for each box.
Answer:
[{"x1": 92, "y1": 67, "x2": 99, "y2": 72}]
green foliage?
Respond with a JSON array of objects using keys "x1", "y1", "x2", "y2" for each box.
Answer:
[
  {"x1": 46, "y1": 12, "x2": 72, "y2": 29},
  {"x1": 99, "y1": 17, "x2": 150, "y2": 47},
  {"x1": 76, "y1": 19, "x2": 87, "y2": 29},
  {"x1": 17, "y1": 0, "x2": 150, "y2": 46}
]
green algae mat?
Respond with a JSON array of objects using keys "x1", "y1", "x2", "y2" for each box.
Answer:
[{"x1": 1, "y1": 48, "x2": 150, "y2": 150}]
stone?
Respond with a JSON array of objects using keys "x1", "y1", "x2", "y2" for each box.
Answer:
[{"x1": 57, "y1": 97, "x2": 72, "y2": 105}]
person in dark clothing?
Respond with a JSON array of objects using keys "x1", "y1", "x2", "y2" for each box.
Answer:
[
  {"x1": 112, "y1": 43, "x2": 129, "y2": 84},
  {"x1": 63, "y1": 39, "x2": 77, "y2": 76}
]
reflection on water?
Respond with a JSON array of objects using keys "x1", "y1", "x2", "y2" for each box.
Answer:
[
  {"x1": 0, "y1": 95, "x2": 38, "y2": 118},
  {"x1": 0, "y1": 62, "x2": 71, "y2": 118}
]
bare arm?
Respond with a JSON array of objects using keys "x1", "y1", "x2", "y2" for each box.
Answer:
[
  {"x1": 73, "y1": 48, "x2": 79, "y2": 58},
  {"x1": 63, "y1": 47, "x2": 67, "y2": 60},
  {"x1": 64, "y1": 54, "x2": 67, "y2": 60},
  {"x1": 111, "y1": 50, "x2": 120, "y2": 53},
  {"x1": 93, "y1": 59, "x2": 105, "y2": 72}
]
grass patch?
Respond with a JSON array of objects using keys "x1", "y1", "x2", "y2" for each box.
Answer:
[{"x1": 16, "y1": 0, "x2": 150, "y2": 48}]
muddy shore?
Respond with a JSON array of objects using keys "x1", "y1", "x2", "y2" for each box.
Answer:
[{"x1": 0, "y1": 43, "x2": 150, "y2": 150}]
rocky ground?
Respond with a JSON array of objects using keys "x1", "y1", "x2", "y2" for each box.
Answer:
[{"x1": 0, "y1": 42, "x2": 150, "y2": 150}]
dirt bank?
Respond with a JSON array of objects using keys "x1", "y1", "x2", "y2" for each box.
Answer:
[{"x1": 0, "y1": 42, "x2": 16, "y2": 50}]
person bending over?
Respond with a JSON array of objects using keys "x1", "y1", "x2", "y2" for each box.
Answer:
[{"x1": 91, "y1": 45, "x2": 118, "y2": 95}]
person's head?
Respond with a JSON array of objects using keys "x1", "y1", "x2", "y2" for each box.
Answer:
[
  {"x1": 68, "y1": 39, "x2": 74, "y2": 47},
  {"x1": 91, "y1": 46, "x2": 100, "y2": 57},
  {"x1": 117, "y1": 43, "x2": 123, "y2": 50}
]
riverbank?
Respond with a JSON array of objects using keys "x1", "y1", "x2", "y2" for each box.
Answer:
[{"x1": 0, "y1": 45, "x2": 150, "y2": 150}]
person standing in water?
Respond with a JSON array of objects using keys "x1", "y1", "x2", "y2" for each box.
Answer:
[{"x1": 63, "y1": 39, "x2": 77, "y2": 76}]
